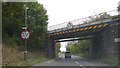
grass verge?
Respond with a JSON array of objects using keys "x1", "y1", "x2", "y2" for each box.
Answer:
[{"x1": 2, "y1": 45, "x2": 49, "y2": 66}]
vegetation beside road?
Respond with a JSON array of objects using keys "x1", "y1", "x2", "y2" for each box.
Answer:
[
  {"x1": 66, "y1": 39, "x2": 118, "y2": 65},
  {"x1": 2, "y1": 2, "x2": 49, "y2": 66},
  {"x1": 3, "y1": 44, "x2": 49, "y2": 66},
  {"x1": 3, "y1": 2, "x2": 48, "y2": 51},
  {"x1": 67, "y1": 40, "x2": 91, "y2": 58},
  {"x1": 55, "y1": 42, "x2": 61, "y2": 57}
]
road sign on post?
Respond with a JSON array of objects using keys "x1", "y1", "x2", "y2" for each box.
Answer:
[
  {"x1": 21, "y1": 30, "x2": 30, "y2": 40},
  {"x1": 21, "y1": 26, "x2": 30, "y2": 60},
  {"x1": 22, "y1": 2, "x2": 29, "y2": 60}
]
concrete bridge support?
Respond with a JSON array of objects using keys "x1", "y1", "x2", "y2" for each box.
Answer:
[
  {"x1": 102, "y1": 26, "x2": 118, "y2": 57},
  {"x1": 91, "y1": 24, "x2": 118, "y2": 59},
  {"x1": 91, "y1": 34, "x2": 103, "y2": 59},
  {"x1": 47, "y1": 37, "x2": 56, "y2": 58}
]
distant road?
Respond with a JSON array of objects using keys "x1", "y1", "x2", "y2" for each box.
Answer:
[{"x1": 34, "y1": 54, "x2": 118, "y2": 68}]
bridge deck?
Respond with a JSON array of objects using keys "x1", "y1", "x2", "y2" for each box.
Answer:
[{"x1": 47, "y1": 10, "x2": 118, "y2": 34}]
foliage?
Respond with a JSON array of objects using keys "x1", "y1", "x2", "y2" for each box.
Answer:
[
  {"x1": 67, "y1": 40, "x2": 91, "y2": 57},
  {"x1": 2, "y1": 45, "x2": 49, "y2": 66},
  {"x1": 2, "y1": 2, "x2": 48, "y2": 51},
  {"x1": 95, "y1": 12, "x2": 111, "y2": 21},
  {"x1": 2, "y1": 2, "x2": 24, "y2": 39},
  {"x1": 27, "y1": 2, "x2": 48, "y2": 51},
  {"x1": 67, "y1": 41, "x2": 79, "y2": 54},
  {"x1": 84, "y1": 12, "x2": 112, "y2": 24},
  {"x1": 55, "y1": 42, "x2": 61, "y2": 57}
]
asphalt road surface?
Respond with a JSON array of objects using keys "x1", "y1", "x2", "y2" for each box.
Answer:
[{"x1": 34, "y1": 54, "x2": 118, "y2": 68}]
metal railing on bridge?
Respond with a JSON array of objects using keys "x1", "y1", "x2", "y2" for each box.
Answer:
[{"x1": 48, "y1": 9, "x2": 118, "y2": 33}]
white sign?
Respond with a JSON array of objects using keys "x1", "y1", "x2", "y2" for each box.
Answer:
[
  {"x1": 67, "y1": 22, "x2": 73, "y2": 29},
  {"x1": 21, "y1": 30, "x2": 30, "y2": 39},
  {"x1": 114, "y1": 38, "x2": 120, "y2": 42}
]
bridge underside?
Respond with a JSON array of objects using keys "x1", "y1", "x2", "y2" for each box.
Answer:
[{"x1": 46, "y1": 20, "x2": 118, "y2": 59}]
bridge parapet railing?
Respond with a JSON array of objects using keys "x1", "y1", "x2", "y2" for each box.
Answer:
[{"x1": 48, "y1": 9, "x2": 118, "y2": 33}]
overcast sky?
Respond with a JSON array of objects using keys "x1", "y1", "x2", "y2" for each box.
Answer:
[
  {"x1": 38, "y1": 0, "x2": 119, "y2": 27},
  {"x1": 37, "y1": 0, "x2": 119, "y2": 52}
]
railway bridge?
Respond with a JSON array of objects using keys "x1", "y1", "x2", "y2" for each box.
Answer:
[{"x1": 45, "y1": 10, "x2": 119, "y2": 59}]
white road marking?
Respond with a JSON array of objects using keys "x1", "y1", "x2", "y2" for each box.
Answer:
[
  {"x1": 74, "y1": 61, "x2": 79, "y2": 64},
  {"x1": 80, "y1": 65, "x2": 86, "y2": 68}
]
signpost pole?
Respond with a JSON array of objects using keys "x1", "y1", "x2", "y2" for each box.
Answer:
[
  {"x1": 24, "y1": 2, "x2": 28, "y2": 60},
  {"x1": 21, "y1": 27, "x2": 30, "y2": 60},
  {"x1": 24, "y1": 33, "x2": 27, "y2": 60}
]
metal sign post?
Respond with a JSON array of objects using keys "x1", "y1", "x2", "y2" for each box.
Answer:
[
  {"x1": 21, "y1": 27, "x2": 30, "y2": 60},
  {"x1": 21, "y1": 2, "x2": 29, "y2": 60},
  {"x1": 24, "y1": 30, "x2": 27, "y2": 60},
  {"x1": 24, "y1": 37, "x2": 27, "y2": 60}
]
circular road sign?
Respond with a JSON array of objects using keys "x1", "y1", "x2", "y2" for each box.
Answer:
[
  {"x1": 21, "y1": 30, "x2": 30, "y2": 39},
  {"x1": 67, "y1": 22, "x2": 73, "y2": 29}
]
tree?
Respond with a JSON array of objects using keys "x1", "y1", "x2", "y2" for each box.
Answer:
[
  {"x1": 56, "y1": 42, "x2": 61, "y2": 56},
  {"x1": 83, "y1": 12, "x2": 112, "y2": 24},
  {"x1": 27, "y1": 2, "x2": 48, "y2": 51},
  {"x1": 2, "y1": 2, "x2": 48, "y2": 51},
  {"x1": 67, "y1": 41, "x2": 80, "y2": 54},
  {"x1": 67, "y1": 40, "x2": 91, "y2": 57},
  {"x1": 2, "y1": 2, "x2": 24, "y2": 37},
  {"x1": 95, "y1": 12, "x2": 111, "y2": 21}
]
